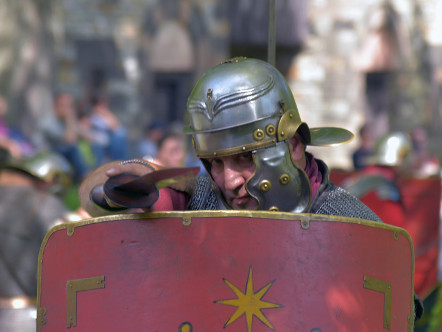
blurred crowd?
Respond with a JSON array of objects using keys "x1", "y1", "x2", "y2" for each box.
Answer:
[{"x1": 0, "y1": 92, "x2": 205, "y2": 181}]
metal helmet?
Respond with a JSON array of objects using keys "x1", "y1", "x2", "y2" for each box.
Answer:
[
  {"x1": 185, "y1": 57, "x2": 353, "y2": 212},
  {"x1": 2, "y1": 152, "x2": 74, "y2": 196},
  {"x1": 369, "y1": 131, "x2": 412, "y2": 167}
]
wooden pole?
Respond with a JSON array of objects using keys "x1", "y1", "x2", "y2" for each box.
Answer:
[{"x1": 267, "y1": 0, "x2": 276, "y2": 66}]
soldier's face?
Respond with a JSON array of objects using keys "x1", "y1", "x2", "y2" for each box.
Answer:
[{"x1": 207, "y1": 152, "x2": 258, "y2": 210}]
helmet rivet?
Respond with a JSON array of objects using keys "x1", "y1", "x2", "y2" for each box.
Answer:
[
  {"x1": 269, "y1": 206, "x2": 279, "y2": 212},
  {"x1": 206, "y1": 88, "x2": 213, "y2": 99},
  {"x1": 281, "y1": 131, "x2": 285, "y2": 137},
  {"x1": 213, "y1": 152, "x2": 217, "y2": 156},
  {"x1": 289, "y1": 112, "x2": 293, "y2": 118},
  {"x1": 279, "y1": 174, "x2": 290, "y2": 184},
  {"x1": 253, "y1": 129, "x2": 265, "y2": 141},
  {"x1": 265, "y1": 124, "x2": 276, "y2": 136},
  {"x1": 242, "y1": 146, "x2": 246, "y2": 151},
  {"x1": 259, "y1": 180, "x2": 271, "y2": 192}
]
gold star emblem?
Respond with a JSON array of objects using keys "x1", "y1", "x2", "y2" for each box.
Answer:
[{"x1": 215, "y1": 266, "x2": 282, "y2": 331}]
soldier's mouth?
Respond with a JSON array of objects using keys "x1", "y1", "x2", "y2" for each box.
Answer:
[{"x1": 231, "y1": 195, "x2": 254, "y2": 208}]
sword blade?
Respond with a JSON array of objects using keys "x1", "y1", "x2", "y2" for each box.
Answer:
[{"x1": 113, "y1": 166, "x2": 200, "y2": 192}]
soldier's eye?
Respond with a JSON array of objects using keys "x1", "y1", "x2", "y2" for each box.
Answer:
[
  {"x1": 208, "y1": 158, "x2": 223, "y2": 173},
  {"x1": 237, "y1": 152, "x2": 253, "y2": 167}
]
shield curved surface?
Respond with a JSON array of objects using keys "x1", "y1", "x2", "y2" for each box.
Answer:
[{"x1": 37, "y1": 211, "x2": 414, "y2": 331}]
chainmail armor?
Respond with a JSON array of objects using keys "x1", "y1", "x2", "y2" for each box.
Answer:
[
  {"x1": 187, "y1": 176, "x2": 219, "y2": 210},
  {"x1": 187, "y1": 175, "x2": 381, "y2": 222},
  {"x1": 309, "y1": 182, "x2": 382, "y2": 222},
  {"x1": 187, "y1": 159, "x2": 382, "y2": 223}
]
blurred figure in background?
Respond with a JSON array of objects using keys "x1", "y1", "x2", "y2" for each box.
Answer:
[
  {"x1": 85, "y1": 96, "x2": 128, "y2": 168},
  {"x1": 141, "y1": 0, "x2": 207, "y2": 124},
  {"x1": 343, "y1": 131, "x2": 412, "y2": 227},
  {"x1": 38, "y1": 93, "x2": 90, "y2": 183},
  {"x1": 136, "y1": 121, "x2": 167, "y2": 161},
  {"x1": 0, "y1": 152, "x2": 74, "y2": 332},
  {"x1": 0, "y1": 96, "x2": 34, "y2": 161},
  {"x1": 154, "y1": 131, "x2": 186, "y2": 168},
  {"x1": 353, "y1": 2, "x2": 407, "y2": 140},
  {"x1": 409, "y1": 127, "x2": 440, "y2": 178},
  {"x1": 351, "y1": 123, "x2": 375, "y2": 171}
]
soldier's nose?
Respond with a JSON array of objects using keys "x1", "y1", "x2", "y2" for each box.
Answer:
[{"x1": 224, "y1": 166, "x2": 245, "y2": 191}]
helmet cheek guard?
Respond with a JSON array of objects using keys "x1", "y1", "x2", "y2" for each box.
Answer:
[
  {"x1": 247, "y1": 142, "x2": 312, "y2": 212},
  {"x1": 185, "y1": 58, "x2": 353, "y2": 212}
]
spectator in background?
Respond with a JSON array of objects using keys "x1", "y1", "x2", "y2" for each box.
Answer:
[
  {"x1": 136, "y1": 121, "x2": 167, "y2": 161},
  {"x1": 353, "y1": 2, "x2": 407, "y2": 140},
  {"x1": 409, "y1": 127, "x2": 440, "y2": 178},
  {"x1": 154, "y1": 131, "x2": 186, "y2": 168},
  {"x1": 85, "y1": 96, "x2": 128, "y2": 167},
  {"x1": 0, "y1": 96, "x2": 34, "y2": 161},
  {"x1": 352, "y1": 124, "x2": 375, "y2": 171},
  {"x1": 140, "y1": 0, "x2": 207, "y2": 124},
  {"x1": 38, "y1": 93, "x2": 90, "y2": 183}
]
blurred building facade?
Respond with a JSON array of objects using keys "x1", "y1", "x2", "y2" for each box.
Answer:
[
  {"x1": 290, "y1": 0, "x2": 441, "y2": 168},
  {"x1": 0, "y1": 0, "x2": 440, "y2": 169}
]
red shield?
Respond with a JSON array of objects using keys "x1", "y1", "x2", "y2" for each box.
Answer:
[
  {"x1": 37, "y1": 212, "x2": 414, "y2": 331},
  {"x1": 331, "y1": 170, "x2": 441, "y2": 298},
  {"x1": 398, "y1": 178, "x2": 441, "y2": 298}
]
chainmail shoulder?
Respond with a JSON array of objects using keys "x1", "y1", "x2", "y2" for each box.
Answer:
[
  {"x1": 310, "y1": 182, "x2": 382, "y2": 222},
  {"x1": 187, "y1": 168, "x2": 381, "y2": 222},
  {"x1": 187, "y1": 176, "x2": 219, "y2": 210}
]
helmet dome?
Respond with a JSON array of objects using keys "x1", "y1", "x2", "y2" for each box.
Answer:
[
  {"x1": 2, "y1": 152, "x2": 73, "y2": 195},
  {"x1": 369, "y1": 132, "x2": 412, "y2": 167},
  {"x1": 186, "y1": 57, "x2": 352, "y2": 158}
]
